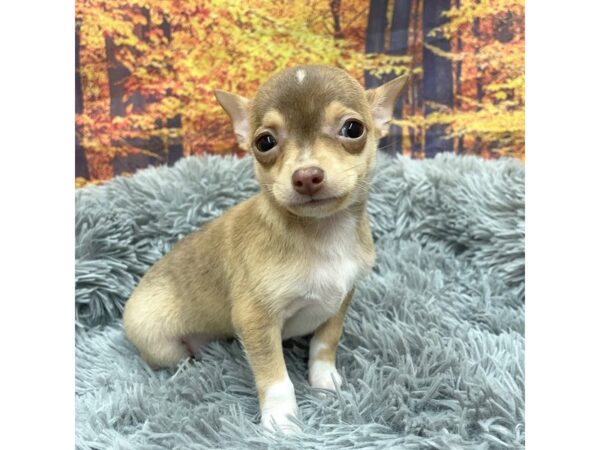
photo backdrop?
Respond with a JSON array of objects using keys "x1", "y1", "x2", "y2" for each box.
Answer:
[{"x1": 75, "y1": 0, "x2": 524, "y2": 187}]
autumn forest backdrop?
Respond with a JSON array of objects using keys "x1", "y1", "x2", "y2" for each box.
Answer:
[{"x1": 75, "y1": 0, "x2": 524, "y2": 187}]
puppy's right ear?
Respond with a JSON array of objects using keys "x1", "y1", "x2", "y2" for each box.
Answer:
[
  {"x1": 215, "y1": 90, "x2": 250, "y2": 151},
  {"x1": 365, "y1": 75, "x2": 409, "y2": 138}
]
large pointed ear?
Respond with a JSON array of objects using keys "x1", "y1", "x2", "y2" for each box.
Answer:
[
  {"x1": 215, "y1": 90, "x2": 251, "y2": 151},
  {"x1": 365, "y1": 75, "x2": 409, "y2": 138}
]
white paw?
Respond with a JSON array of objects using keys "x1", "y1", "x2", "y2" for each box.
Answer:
[
  {"x1": 261, "y1": 407, "x2": 300, "y2": 434},
  {"x1": 309, "y1": 360, "x2": 342, "y2": 391},
  {"x1": 260, "y1": 377, "x2": 300, "y2": 434}
]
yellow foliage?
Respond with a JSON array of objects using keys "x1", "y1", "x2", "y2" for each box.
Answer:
[
  {"x1": 76, "y1": 0, "x2": 390, "y2": 178},
  {"x1": 76, "y1": 0, "x2": 525, "y2": 183}
]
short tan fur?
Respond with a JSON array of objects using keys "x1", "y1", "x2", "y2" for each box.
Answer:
[{"x1": 123, "y1": 65, "x2": 408, "y2": 432}]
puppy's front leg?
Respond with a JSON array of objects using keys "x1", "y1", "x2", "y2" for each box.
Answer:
[
  {"x1": 309, "y1": 288, "x2": 354, "y2": 391},
  {"x1": 232, "y1": 301, "x2": 299, "y2": 433}
]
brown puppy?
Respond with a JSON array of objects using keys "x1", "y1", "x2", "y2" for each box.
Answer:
[{"x1": 123, "y1": 65, "x2": 408, "y2": 432}]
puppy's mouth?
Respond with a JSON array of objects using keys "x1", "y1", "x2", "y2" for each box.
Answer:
[
  {"x1": 288, "y1": 194, "x2": 348, "y2": 210},
  {"x1": 296, "y1": 196, "x2": 339, "y2": 207}
]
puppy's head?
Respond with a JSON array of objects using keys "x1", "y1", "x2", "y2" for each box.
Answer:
[{"x1": 216, "y1": 65, "x2": 407, "y2": 218}]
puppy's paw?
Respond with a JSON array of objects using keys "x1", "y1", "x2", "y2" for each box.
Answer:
[
  {"x1": 309, "y1": 360, "x2": 342, "y2": 391},
  {"x1": 261, "y1": 408, "x2": 300, "y2": 434},
  {"x1": 260, "y1": 377, "x2": 300, "y2": 434}
]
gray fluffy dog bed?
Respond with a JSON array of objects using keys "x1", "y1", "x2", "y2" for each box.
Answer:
[{"x1": 75, "y1": 153, "x2": 524, "y2": 449}]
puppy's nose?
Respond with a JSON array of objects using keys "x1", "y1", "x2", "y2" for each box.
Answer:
[{"x1": 292, "y1": 166, "x2": 325, "y2": 196}]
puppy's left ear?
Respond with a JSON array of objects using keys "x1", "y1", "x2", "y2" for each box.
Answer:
[
  {"x1": 215, "y1": 90, "x2": 251, "y2": 151},
  {"x1": 366, "y1": 75, "x2": 409, "y2": 138}
]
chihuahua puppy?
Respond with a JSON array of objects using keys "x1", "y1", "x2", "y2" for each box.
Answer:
[{"x1": 123, "y1": 65, "x2": 407, "y2": 432}]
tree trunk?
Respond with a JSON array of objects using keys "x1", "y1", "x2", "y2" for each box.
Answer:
[
  {"x1": 472, "y1": 16, "x2": 484, "y2": 105},
  {"x1": 364, "y1": 0, "x2": 389, "y2": 89},
  {"x1": 166, "y1": 116, "x2": 183, "y2": 165},
  {"x1": 494, "y1": 10, "x2": 515, "y2": 109},
  {"x1": 105, "y1": 37, "x2": 128, "y2": 118},
  {"x1": 409, "y1": 0, "x2": 422, "y2": 156},
  {"x1": 471, "y1": 0, "x2": 484, "y2": 155},
  {"x1": 108, "y1": 7, "x2": 160, "y2": 175},
  {"x1": 106, "y1": 35, "x2": 156, "y2": 175},
  {"x1": 422, "y1": 0, "x2": 453, "y2": 157},
  {"x1": 75, "y1": 24, "x2": 90, "y2": 179},
  {"x1": 329, "y1": 0, "x2": 343, "y2": 40},
  {"x1": 160, "y1": 18, "x2": 184, "y2": 166},
  {"x1": 364, "y1": 0, "x2": 390, "y2": 153},
  {"x1": 386, "y1": 0, "x2": 412, "y2": 154},
  {"x1": 455, "y1": 0, "x2": 464, "y2": 154},
  {"x1": 472, "y1": 0, "x2": 484, "y2": 107}
]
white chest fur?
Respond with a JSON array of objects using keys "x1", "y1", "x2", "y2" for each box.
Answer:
[{"x1": 281, "y1": 213, "x2": 366, "y2": 339}]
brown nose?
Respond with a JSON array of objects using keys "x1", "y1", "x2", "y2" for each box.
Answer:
[{"x1": 292, "y1": 166, "x2": 325, "y2": 196}]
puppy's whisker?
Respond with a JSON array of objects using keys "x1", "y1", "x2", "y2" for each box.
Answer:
[
  {"x1": 338, "y1": 163, "x2": 365, "y2": 174},
  {"x1": 376, "y1": 142, "x2": 399, "y2": 153}
]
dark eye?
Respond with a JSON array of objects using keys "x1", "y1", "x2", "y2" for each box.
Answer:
[
  {"x1": 255, "y1": 134, "x2": 277, "y2": 152},
  {"x1": 340, "y1": 120, "x2": 364, "y2": 139}
]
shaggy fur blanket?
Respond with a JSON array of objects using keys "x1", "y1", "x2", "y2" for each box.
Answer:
[{"x1": 75, "y1": 153, "x2": 524, "y2": 449}]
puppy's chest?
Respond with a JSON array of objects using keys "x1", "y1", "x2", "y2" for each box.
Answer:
[
  {"x1": 293, "y1": 250, "x2": 359, "y2": 308},
  {"x1": 281, "y1": 226, "x2": 364, "y2": 338}
]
